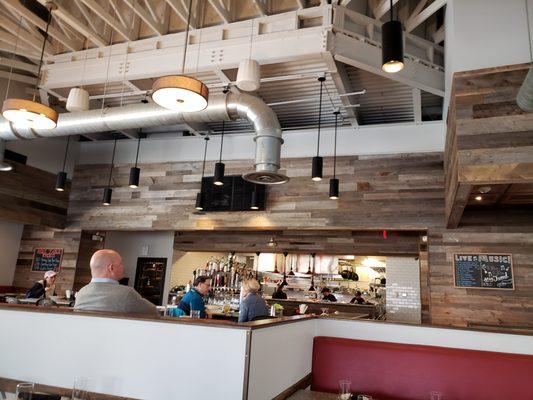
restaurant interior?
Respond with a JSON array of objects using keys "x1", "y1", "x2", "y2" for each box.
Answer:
[{"x1": 0, "y1": 0, "x2": 532, "y2": 399}]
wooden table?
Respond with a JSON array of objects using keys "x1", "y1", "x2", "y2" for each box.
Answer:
[{"x1": 287, "y1": 390, "x2": 337, "y2": 399}]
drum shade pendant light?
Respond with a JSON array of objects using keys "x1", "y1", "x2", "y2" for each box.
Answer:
[
  {"x1": 103, "y1": 139, "x2": 118, "y2": 206},
  {"x1": 2, "y1": 3, "x2": 58, "y2": 129},
  {"x1": 55, "y1": 136, "x2": 70, "y2": 191},
  {"x1": 151, "y1": 0, "x2": 208, "y2": 112},
  {"x1": 213, "y1": 121, "x2": 225, "y2": 186},
  {"x1": 329, "y1": 110, "x2": 340, "y2": 200},
  {"x1": 237, "y1": 19, "x2": 260, "y2": 91},
  {"x1": 312, "y1": 77, "x2": 325, "y2": 181},
  {"x1": 129, "y1": 137, "x2": 142, "y2": 188},
  {"x1": 381, "y1": 0, "x2": 404, "y2": 73},
  {"x1": 0, "y1": 140, "x2": 12, "y2": 171},
  {"x1": 66, "y1": 40, "x2": 90, "y2": 112},
  {"x1": 195, "y1": 136, "x2": 210, "y2": 210}
]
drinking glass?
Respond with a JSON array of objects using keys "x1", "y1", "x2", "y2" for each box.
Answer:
[
  {"x1": 190, "y1": 309, "x2": 201, "y2": 318},
  {"x1": 338, "y1": 379, "x2": 351, "y2": 400},
  {"x1": 72, "y1": 377, "x2": 90, "y2": 400},
  {"x1": 429, "y1": 391, "x2": 443, "y2": 400},
  {"x1": 16, "y1": 382, "x2": 34, "y2": 400}
]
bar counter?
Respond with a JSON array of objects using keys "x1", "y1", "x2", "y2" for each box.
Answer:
[{"x1": 266, "y1": 297, "x2": 377, "y2": 318}]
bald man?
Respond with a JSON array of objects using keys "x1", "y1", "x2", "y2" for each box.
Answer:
[{"x1": 74, "y1": 249, "x2": 158, "y2": 316}]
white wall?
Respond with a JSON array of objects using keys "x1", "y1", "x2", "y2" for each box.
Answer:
[
  {"x1": 77, "y1": 121, "x2": 445, "y2": 165},
  {"x1": 104, "y1": 231, "x2": 175, "y2": 303},
  {"x1": 0, "y1": 219, "x2": 23, "y2": 286},
  {"x1": 170, "y1": 251, "x2": 229, "y2": 288}
]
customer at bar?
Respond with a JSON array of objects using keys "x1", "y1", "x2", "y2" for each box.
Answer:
[
  {"x1": 25, "y1": 270, "x2": 57, "y2": 299},
  {"x1": 321, "y1": 287, "x2": 337, "y2": 302},
  {"x1": 177, "y1": 275, "x2": 211, "y2": 318},
  {"x1": 351, "y1": 290, "x2": 372, "y2": 305},
  {"x1": 271, "y1": 284, "x2": 287, "y2": 300},
  {"x1": 238, "y1": 279, "x2": 269, "y2": 322},
  {"x1": 74, "y1": 249, "x2": 158, "y2": 315}
]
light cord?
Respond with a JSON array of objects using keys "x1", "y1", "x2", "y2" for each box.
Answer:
[
  {"x1": 181, "y1": 0, "x2": 194, "y2": 74},
  {"x1": 61, "y1": 136, "x2": 70, "y2": 171},
  {"x1": 107, "y1": 138, "x2": 117, "y2": 187},
  {"x1": 218, "y1": 121, "x2": 225, "y2": 162},
  {"x1": 32, "y1": 6, "x2": 53, "y2": 102}
]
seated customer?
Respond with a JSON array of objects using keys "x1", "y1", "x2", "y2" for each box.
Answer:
[
  {"x1": 350, "y1": 290, "x2": 372, "y2": 305},
  {"x1": 74, "y1": 249, "x2": 158, "y2": 316},
  {"x1": 239, "y1": 279, "x2": 269, "y2": 322},
  {"x1": 177, "y1": 275, "x2": 211, "y2": 318},
  {"x1": 321, "y1": 287, "x2": 337, "y2": 302},
  {"x1": 25, "y1": 270, "x2": 57, "y2": 299},
  {"x1": 271, "y1": 284, "x2": 287, "y2": 300}
]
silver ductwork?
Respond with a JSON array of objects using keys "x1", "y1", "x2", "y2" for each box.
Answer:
[{"x1": 0, "y1": 92, "x2": 288, "y2": 184}]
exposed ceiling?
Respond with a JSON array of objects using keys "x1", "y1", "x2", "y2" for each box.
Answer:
[{"x1": 0, "y1": 0, "x2": 446, "y2": 140}]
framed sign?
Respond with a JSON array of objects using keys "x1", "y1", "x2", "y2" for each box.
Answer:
[
  {"x1": 453, "y1": 253, "x2": 514, "y2": 290},
  {"x1": 31, "y1": 248, "x2": 63, "y2": 272}
]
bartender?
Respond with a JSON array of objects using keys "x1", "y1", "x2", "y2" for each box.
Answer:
[
  {"x1": 321, "y1": 287, "x2": 337, "y2": 302},
  {"x1": 271, "y1": 284, "x2": 287, "y2": 299},
  {"x1": 25, "y1": 270, "x2": 57, "y2": 299}
]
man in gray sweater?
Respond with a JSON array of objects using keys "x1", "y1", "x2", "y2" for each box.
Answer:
[{"x1": 74, "y1": 249, "x2": 158, "y2": 316}]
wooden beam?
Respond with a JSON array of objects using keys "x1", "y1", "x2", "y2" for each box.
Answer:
[
  {"x1": 0, "y1": 43, "x2": 39, "y2": 61},
  {"x1": 0, "y1": 15, "x2": 53, "y2": 56},
  {"x1": 405, "y1": 0, "x2": 446, "y2": 33},
  {"x1": 80, "y1": 0, "x2": 135, "y2": 41},
  {"x1": 296, "y1": 0, "x2": 305, "y2": 9},
  {"x1": 164, "y1": 0, "x2": 197, "y2": 29},
  {"x1": 433, "y1": 24, "x2": 445, "y2": 44},
  {"x1": 0, "y1": 70, "x2": 37, "y2": 85},
  {"x1": 445, "y1": 183, "x2": 472, "y2": 229},
  {"x1": 73, "y1": 1, "x2": 101, "y2": 35},
  {"x1": 412, "y1": 88, "x2": 422, "y2": 123},
  {"x1": 123, "y1": 0, "x2": 165, "y2": 35},
  {"x1": 208, "y1": 0, "x2": 230, "y2": 23},
  {"x1": 36, "y1": 0, "x2": 107, "y2": 47},
  {"x1": 0, "y1": 57, "x2": 37, "y2": 74},
  {"x1": 407, "y1": 0, "x2": 429, "y2": 22},
  {"x1": 252, "y1": 0, "x2": 267, "y2": 16},
  {"x1": 373, "y1": 0, "x2": 400, "y2": 20}
]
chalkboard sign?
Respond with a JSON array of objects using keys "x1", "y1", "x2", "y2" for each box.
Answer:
[
  {"x1": 453, "y1": 253, "x2": 514, "y2": 290},
  {"x1": 31, "y1": 248, "x2": 63, "y2": 272}
]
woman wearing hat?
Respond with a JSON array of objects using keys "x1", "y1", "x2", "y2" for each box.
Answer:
[{"x1": 25, "y1": 270, "x2": 57, "y2": 299}]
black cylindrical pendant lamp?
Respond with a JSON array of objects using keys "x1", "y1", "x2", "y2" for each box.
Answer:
[
  {"x1": 329, "y1": 178, "x2": 339, "y2": 199},
  {"x1": 312, "y1": 156, "x2": 323, "y2": 181},
  {"x1": 381, "y1": 0, "x2": 404, "y2": 73},
  {"x1": 103, "y1": 187, "x2": 113, "y2": 206},
  {"x1": 129, "y1": 167, "x2": 140, "y2": 188},
  {"x1": 55, "y1": 136, "x2": 70, "y2": 191},
  {"x1": 195, "y1": 191, "x2": 204, "y2": 210},
  {"x1": 128, "y1": 136, "x2": 142, "y2": 188},
  {"x1": 250, "y1": 188, "x2": 259, "y2": 210},
  {"x1": 55, "y1": 171, "x2": 67, "y2": 192},
  {"x1": 213, "y1": 121, "x2": 225, "y2": 186}
]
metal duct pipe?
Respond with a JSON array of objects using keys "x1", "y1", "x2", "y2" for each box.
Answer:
[
  {"x1": 0, "y1": 92, "x2": 288, "y2": 184},
  {"x1": 517, "y1": 68, "x2": 533, "y2": 112}
]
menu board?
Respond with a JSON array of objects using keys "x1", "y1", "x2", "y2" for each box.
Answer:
[
  {"x1": 453, "y1": 254, "x2": 514, "y2": 290},
  {"x1": 31, "y1": 248, "x2": 63, "y2": 272}
]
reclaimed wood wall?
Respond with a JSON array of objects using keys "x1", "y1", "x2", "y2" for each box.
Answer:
[
  {"x1": 68, "y1": 153, "x2": 445, "y2": 231},
  {"x1": 0, "y1": 162, "x2": 69, "y2": 229}
]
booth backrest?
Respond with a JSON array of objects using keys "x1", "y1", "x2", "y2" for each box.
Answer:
[{"x1": 312, "y1": 336, "x2": 533, "y2": 400}]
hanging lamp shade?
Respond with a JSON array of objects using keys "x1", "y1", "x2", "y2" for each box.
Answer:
[
  {"x1": 195, "y1": 192, "x2": 204, "y2": 210},
  {"x1": 66, "y1": 88, "x2": 90, "y2": 112},
  {"x1": 381, "y1": 15, "x2": 404, "y2": 73},
  {"x1": 250, "y1": 189, "x2": 259, "y2": 210},
  {"x1": 129, "y1": 167, "x2": 140, "y2": 188},
  {"x1": 2, "y1": 99, "x2": 58, "y2": 129},
  {"x1": 102, "y1": 187, "x2": 113, "y2": 206},
  {"x1": 152, "y1": 76, "x2": 209, "y2": 112},
  {"x1": 329, "y1": 178, "x2": 339, "y2": 200},
  {"x1": 311, "y1": 156, "x2": 323, "y2": 181},
  {"x1": 213, "y1": 162, "x2": 225, "y2": 185},
  {"x1": 55, "y1": 171, "x2": 67, "y2": 192},
  {"x1": 236, "y1": 59, "x2": 261, "y2": 91}
]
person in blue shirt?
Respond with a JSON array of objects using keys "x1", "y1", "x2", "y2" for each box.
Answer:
[
  {"x1": 177, "y1": 275, "x2": 211, "y2": 318},
  {"x1": 238, "y1": 278, "x2": 269, "y2": 323}
]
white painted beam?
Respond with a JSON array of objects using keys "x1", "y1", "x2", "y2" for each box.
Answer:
[
  {"x1": 0, "y1": 57, "x2": 38, "y2": 74},
  {"x1": 405, "y1": 0, "x2": 446, "y2": 33},
  {"x1": 80, "y1": 0, "x2": 135, "y2": 41},
  {"x1": 0, "y1": 14, "x2": 53, "y2": 56},
  {"x1": 334, "y1": 32, "x2": 444, "y2": 97},
  {"x1": 208, "y1": 0, "x2": 230, "y2": 23},
  {"x1": 0, "y1": 70, "x2": 37, "y2": 85},
  {"x1": 373, "y1": 0, "x2": 400, "y2": 20},
  {"x1": 36, "y1": 0, "x2": 107, "y2": 47},
  {"x1": 432, "y1": 24, "x2": 445, "y2": 44},
  {"x1": 123, "y1": 0, "x2": 165, "y2": 35},
  {"x1": 324, "y1": 53, "x2": 359, "y2": 127},
  {"x1": 412, "y1": 88, "x2": 421, "y2": 123}
]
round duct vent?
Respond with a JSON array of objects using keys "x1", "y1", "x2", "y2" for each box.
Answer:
[{"x1": 243, "y1": 171, "x2": 289, "y2": 185}]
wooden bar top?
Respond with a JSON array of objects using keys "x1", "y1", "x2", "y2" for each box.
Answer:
[{"x1": 0, "y1": 303, "x2": 314, "y2": 330}]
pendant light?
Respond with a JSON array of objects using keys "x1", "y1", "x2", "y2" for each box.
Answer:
[
  {"x1": 281, "y1": 252, "x2": 289, "y2": 286},
  {"x1": 309, "y1": 253, "x2": 316, "y2": 291},
  {"x1": 329, "y1": 109, "x2": 340, "y2": 200},
  {"x1": 237, "y1": 19, "x2": 260, "y2": 92},
  {"x1": 255, "y1": 251, "x2": 261, "y2": 279},
  {"x1": 103, "y1": 139, "x2": 118, "y2": 206},
  {"x1": 129, "y1": 137, "x2": 142, "y2": 188},
  {"x1": 195, "y1": 135, "x2": 210, "y2": 210},
  {"x1": 152, "y1": 0, "x2": 208, "y2": 112},
  {"x1": 381, "y1": 0, "x2": 404, "y2": 73},
  {"x1": 288, "y1": 254, "x2": 295, "y2": 276},
  {"x1": 2, "y1": 3, "x2": 58, "y2": 129},
  {"x1": 0, "y1": 140, "x2": 12, "y2": 172},
  {"x1": 273, "y1": 253, "x2": 279, "y2": 274},
  {"x1": 213, "y1": 121, "x2": 225, "y2": 186},
  {"x1": 306, "y1": 254, "x2": 312, "y2": 275},
  {"x1": 66, "y1": 39, "x2": 90, "y2": 112},
  {"x1": 312, "y1": 76, "x2": 325, "y2": 181},
  {"x1": 55, "y1": 136, "x2": 70, "y2": 191}
]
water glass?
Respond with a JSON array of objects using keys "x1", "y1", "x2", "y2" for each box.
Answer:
[
  {"x1": 429, "y1": 391, "x2": 443, "y2": 400},
  {"x1": 72, "y1": 377, "x2": 90, "y2": 400},
  {"x1": 338, "y1": 379, "x2": 351, "y2": 400},
  {"x1": 190, "y1": 309, "x2": 201, "y2": 318},
  {"x1": 16, "y1": 382, "x2": 34, "y2": 400}
]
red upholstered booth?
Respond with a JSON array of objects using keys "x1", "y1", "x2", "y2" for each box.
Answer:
[{"x1": 312, "y1": 336, "x2": 533, "y2": 400}]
